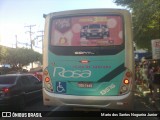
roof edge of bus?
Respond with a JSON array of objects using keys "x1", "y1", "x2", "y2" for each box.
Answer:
[
  {"x1": 43, "y1": 8, "x2": 129, "y2": 17},
  {"x1": 43, "y1": 14, "x2": 47, "y2": 18}
]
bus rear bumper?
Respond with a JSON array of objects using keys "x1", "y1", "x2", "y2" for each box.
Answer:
[{"x1": 43, "y1": 89, "x2": 134, "y2": 110}]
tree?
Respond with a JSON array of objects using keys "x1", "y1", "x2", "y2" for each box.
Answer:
[
  {"x1": 0, "y1": 45, "x2": 7, "y2": 62},
  {"x1": 0, "y1": 47, "x2": 42, "y2": 69},
  {"x1": 114, "y1": 0, "x2": 160, "y2": 51}
]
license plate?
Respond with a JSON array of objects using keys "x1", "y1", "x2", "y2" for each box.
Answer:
[{"x1": 78, "y1": 82, "x2": 93, "y2": 88}]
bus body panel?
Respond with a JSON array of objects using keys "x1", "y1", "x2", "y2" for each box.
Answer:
[
  {"x1": 43, "y1": 89, "x2": 133, "y2": 110},
  {"x1": 47, "y1": 50, "x2": 125, "y2": 96}
]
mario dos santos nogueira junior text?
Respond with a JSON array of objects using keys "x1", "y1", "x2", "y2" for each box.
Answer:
[{"x1": 101, "y1": 112, "x2": 159, "y2": 117}]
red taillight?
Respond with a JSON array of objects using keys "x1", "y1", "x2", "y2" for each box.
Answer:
[
  {"x1": 123, "y1": 79, "x2": 129, "y2": 84},
  {"x1": 45, "y1": 77, "x2": 50, "y2": 82},
  {"x1": 2, "y1": 88, "x2": 9, "y2": 93}
]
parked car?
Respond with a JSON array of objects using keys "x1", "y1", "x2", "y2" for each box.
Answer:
[{"x1": 0, "y1": 74, "x2": 42, "y2": 110}]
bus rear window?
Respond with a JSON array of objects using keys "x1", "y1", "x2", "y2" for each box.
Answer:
[{"x1": 50, "y1": 15, "x2": 124, "y2": 47}]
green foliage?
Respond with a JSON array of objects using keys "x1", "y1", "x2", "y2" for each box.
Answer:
[
  {"x1": 0, "y1": 45, "x2": 7, "y2": 62},
  {"x1": 114, "y1": 0, "x2": 134, "y2": 6},
  {"x1": 0, "y1": 46, "x2": 42, "y2": 68},
  {"x1": 114, "y1": 0, "x2": 160, "y2": 51}
]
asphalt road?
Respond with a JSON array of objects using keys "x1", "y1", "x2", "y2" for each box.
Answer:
[{"x1": 0, "y1": 92, "x2": 159, "y2": 120}]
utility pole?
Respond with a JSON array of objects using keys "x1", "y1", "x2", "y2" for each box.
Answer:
[
  {"x1": 37, "y1": 30, "x2": 44, "y2": 53},
  {"x1": 15, "y1": 35, "x2": 18, "y2": 48},
  {"x1": 37, "y1": 30, "x2": 44, "y2": 42},
  {"x1": 24, "y1": 25, "x2": 36, "y2": 68},
  {"x1": 24, "y1": 25, "x2": 36, "y2": 50}
]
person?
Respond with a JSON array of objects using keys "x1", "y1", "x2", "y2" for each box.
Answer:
[
  {"x1": 152, "y1": 66, "x2": 160, "y2": 100},
  {"x1": 148, "y1": 66, "x2": 154, "y2": 95},
  {"x1": 135, "y1": 65, "x2": 141, "y2": 84},
  {"x1": 142, "y1": 62, "x2": 149, "y2": 88},
  {"x1": 138, "y1": 64, "x2": 143, "y2": 85}
]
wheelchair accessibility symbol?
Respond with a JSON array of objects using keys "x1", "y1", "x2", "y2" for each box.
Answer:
[{"x1": 56, "y1": 82, "x2": 66, "y2": 93}]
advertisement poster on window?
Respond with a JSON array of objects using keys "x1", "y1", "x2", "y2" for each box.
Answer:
[
  {"x1": 51, "y1": 16, "x2": 123, "y2": 47},
  {"x1": 151, "y1": 39, "x2": 160, "y2": 59}
]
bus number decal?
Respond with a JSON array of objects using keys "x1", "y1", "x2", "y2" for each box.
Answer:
[
  {"x1": 53, "y1": 67, "x2": 91, "y2": 78},
  {"x1": 100, "y1": 84, "x2": 115, "y2": 95}
]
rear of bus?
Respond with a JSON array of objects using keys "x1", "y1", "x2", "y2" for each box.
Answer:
[{"x1": 43, "y1": 9, "x2": 134, "y2": 110}]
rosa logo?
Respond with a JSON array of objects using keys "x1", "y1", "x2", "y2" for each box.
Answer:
[{"x1": 53, "y1": 67, "x2": 91, "y2": 78}]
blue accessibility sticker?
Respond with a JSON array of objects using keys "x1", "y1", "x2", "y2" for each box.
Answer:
[{"x1": 56, "y1": 82, "x2": 66, "y2": 94}]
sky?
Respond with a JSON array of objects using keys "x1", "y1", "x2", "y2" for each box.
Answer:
[{"x1": 0, "y1": 0, "x2": 124, "y2": 52}]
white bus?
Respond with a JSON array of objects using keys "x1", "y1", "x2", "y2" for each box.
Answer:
[{"x1": 43, "y1": 9, "x2": 135, "y2": 110}]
